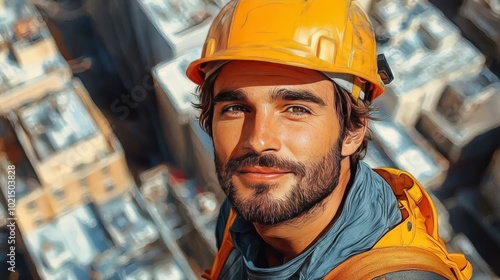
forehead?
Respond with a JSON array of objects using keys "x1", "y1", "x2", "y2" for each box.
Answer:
[{"x1": 214, "y1": 61, "x2": 334, "y2": 95}]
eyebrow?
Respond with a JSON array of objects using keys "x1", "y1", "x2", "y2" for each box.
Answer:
[
  {"x1": 213, "y1": 90, "x2": 248, "y2": 104},
  {"x1": 271, "y1": 88, "x2": 326, "y2": 106},
  {"x1": 213, "y1": 88, "x2": 327, "y2": 106}
]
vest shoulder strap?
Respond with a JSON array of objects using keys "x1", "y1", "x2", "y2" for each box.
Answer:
[{"x1": 324, "y1": 246, "x2": 457, "y2": 279}]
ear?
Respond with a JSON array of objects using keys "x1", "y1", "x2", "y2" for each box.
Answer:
[{"x1": 341, "y1": 118, "x2": 368, "y2": 157}]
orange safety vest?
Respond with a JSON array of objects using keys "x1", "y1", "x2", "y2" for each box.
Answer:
[{"x1": 203, "y1": 168, "x2": 473, "y2": 280}]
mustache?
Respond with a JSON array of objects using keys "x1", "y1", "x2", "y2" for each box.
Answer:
[{"x1": 225, "y1": 153, "x2": 306, "y2": 177}]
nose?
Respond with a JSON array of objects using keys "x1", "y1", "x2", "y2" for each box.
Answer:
[{"x1": 243, "y1": 109, "x2": 281, "y2": 155}]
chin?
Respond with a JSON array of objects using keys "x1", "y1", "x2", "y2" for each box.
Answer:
[
  {"x1": 233, "y1": 174, "x2": 294, "y2": 193},
  {"x1": 228, "y1": 181, "x2": 301, "y2": 224}
]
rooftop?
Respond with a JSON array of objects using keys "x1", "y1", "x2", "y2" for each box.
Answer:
[
  {"x1": 91, "y1": 245, "x2": 187, "y2": 280},
  {"x1": 98, "y1": 196, "x2": 159, "y2": 249},
  {"x1": 16, "y1": 88, "x2": 99, "y2": 161},
  {"x1": 23, "y1": 204, "x2": 113, "y2": 279},
  {"x1": 0, "y1": 3, "x2": 68, "y2": 93},
  {"x1": 153, "y1": 47, "x2": 201, "y2": 121},
  {"x1": 373, "y1": 1, "x2": 484, "y2": 97},
  {"x1": 138, "y1": 0, "x2": 220, "y2": 51},
  {"x1": 370, "y1": 119, "x2": 448, "y2": 189}
]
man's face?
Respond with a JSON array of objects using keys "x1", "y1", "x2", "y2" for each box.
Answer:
[{"x1": 212, "y1": 61, "x2": 345, "y2": 225}]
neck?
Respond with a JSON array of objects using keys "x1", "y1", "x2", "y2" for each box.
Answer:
[{"x1": 253, "y1": 158, "x2": 353, "y2": 265}]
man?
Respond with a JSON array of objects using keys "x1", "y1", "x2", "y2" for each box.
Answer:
[{"x1": 186, "y1": 0, "x2": 472, "y2": 279}]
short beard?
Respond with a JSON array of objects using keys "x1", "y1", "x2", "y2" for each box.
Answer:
[{"x1": 215, "y1": 138, "x2": 343, "y2": 225}]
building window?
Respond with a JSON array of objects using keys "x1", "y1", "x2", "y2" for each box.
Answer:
[
  {"x1": 27, "y1": 201, "x2": 37, "y2": 211},
  {"x1": 104, "y1": 180, "x2": 115, "y2": 193},
  {"x1": 79, "y1": 178, "x2": 88, "y2": 188},
  {"x1": 102, "y1": 166, "x2": 110, "y2": 177},
  {"x1": 34, "y1": 218, "x2": 43, "y2": 227},
  {"x1": 81, "y1": 188, "x2": 91, "y2": 200},
  {"x1": 53, "y1": 188, "x2": 65, "y2": 200}
]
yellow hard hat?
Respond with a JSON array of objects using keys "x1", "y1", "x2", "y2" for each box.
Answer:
[{"x1": 186, "y1": 0, "x2": 393, "y2": 101}]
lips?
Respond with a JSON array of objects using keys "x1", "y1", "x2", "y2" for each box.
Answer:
[
  {"x1": 237, "y1": 166, "x2": 291, "y2": 182},
  {"x1": 239, "y1": 166, "x2": 287, "y2": 174}
]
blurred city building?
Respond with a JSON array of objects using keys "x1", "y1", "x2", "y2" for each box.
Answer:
[
  {"x1": 130, "y1": 0, "x2": 221, "y2": 69},
  {"x1": 152, "y1": 47, "x2": 225, "y2": 203},
  {"x1": 416, "y1": 67, "x2": 500, "y2": 164},
  {"x1": 0, "y1": 1, "x2": 201, "y2": 279},
  {"x1": 457, "y1": 0, "x2": 500, "y2": 70},
  {"x1": 0, "y1": 2, "x2": 71, "y2": 99},
  {"x1": 366, "y1": 0, "x2": 499, "y2": 277},
  {"x1": 139, "y1": 164, "x2": 218, "y2": 273},
  {"x1": 367, "y1": 119, "x2": 449, "y2": 190},
  {"x1": 2, "y1": 78, "x2": 133, "y2": 230},
  {"x1": 90, "y1": 244, "x2": 189, "y2": 279},
  {"x1": 0, "y1": 77, "x2": 138, "y2": 278},
  {"x1": 153, "y1": 48, "x2": 201, "y2": 177},
  {"x1": 371, "y1": 0, "x2": 485, "y2": 127},
  {"x1": 481, "y1": 149, "x2": 500, "y2": 219}
]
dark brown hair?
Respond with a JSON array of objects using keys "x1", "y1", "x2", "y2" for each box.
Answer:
[
  {"x1": 332, "y1": 82, "x2": 376, "y2": 164},
  {"x1": 193, "y1": 69, "x2": 376, "y2": 165}
]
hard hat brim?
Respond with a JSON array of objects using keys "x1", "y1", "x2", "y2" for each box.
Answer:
[{"x1": 186, "y1": 47, "x2": 385, "y2": 100}]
